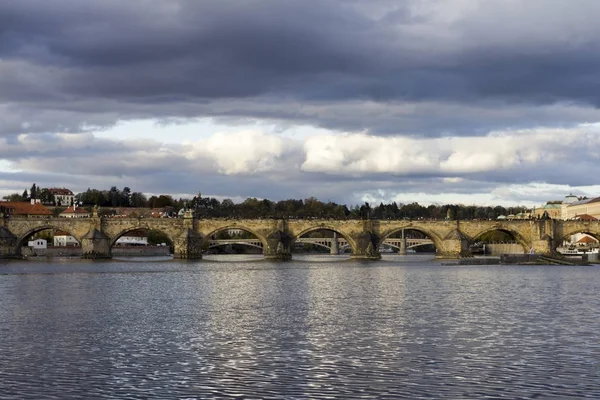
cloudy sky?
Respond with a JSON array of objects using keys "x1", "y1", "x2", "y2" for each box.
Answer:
[{"x1": 2, "y1": 0, "x2": 600, "y2": 207}]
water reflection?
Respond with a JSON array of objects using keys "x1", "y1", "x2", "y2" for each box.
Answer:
[{"x1": 0, "y1": 258, "x2": 599, "y2": 398}]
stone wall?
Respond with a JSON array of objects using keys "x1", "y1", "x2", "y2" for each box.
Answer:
[{"x1": 485, "y1": 243, "x2": 526, "y2": 256}]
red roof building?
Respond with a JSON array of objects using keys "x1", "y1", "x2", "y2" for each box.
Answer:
[
  {"x1": 577, "y1": 235, "x2": 598, "y2": 244},
  {"x1": 60, "y1": 205, "x2": 89, "y2": 218},
  {"x1": 0, "y1": 201, "x2": 53, "y2": 217},
  {"x1": 573, "y1": 214, "x2": 598, "y2": 221}
]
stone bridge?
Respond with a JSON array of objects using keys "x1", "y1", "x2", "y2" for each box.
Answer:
[{"x1": 1, "y1": 212, "x2": 600, "y2": 260}]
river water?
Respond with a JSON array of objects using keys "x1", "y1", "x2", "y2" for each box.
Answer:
[{"x1": 1, "y1": 254, "x2": 599, "y2": 399}]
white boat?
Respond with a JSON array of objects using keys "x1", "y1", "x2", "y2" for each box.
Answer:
[{"x1": 557, "y1": 247, "x2": 599, "y2": 256}]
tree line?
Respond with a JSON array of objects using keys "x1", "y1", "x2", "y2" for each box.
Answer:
[
  {"x1": 5, "y1": 184, "x2": 529, "y2": 220},
  {"x1": 2, "y1": 184, "x2": 58, "y2": 205}
]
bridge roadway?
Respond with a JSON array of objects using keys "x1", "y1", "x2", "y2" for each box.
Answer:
[{"x1": 1, "y1": 211, "x2": 599, "y2": 259}]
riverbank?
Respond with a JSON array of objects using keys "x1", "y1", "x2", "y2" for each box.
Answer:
[
  {"x1": 22, "y1": 246, "x2": 171, "y2": 258},
  {"x1": 441, "y1": 253, "x2": 597, "y2": 266}
]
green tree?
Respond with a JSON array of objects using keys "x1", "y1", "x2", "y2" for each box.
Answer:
[
  {"x1": 130, "y1": 192, "x2": 148, "y2": 208},
  {"x1": 121, "y1": 186, "x2": 132, "y2": 207},
  {"x1": 3, "y1": 193, "x2": 25, "y2": 202},
  {"x1": 146, "y1": 230, "x2": 173, "y2": 246},
  {"x1": 108, "y1": 186, "x2": 120, "y2": 207},
  {"x1": 38, "y1": 188, "x2": 54, "y2": 204},
  {"x1": 149, "y1": 195, "x2": 175, "y2": 208}
]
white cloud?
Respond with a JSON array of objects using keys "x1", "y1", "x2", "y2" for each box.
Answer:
[
  {"x1": 187, "y1": 130, "x2": 296, "y2": 175},
  {"x1": 302, "y1": 124, "x2": 600, "y2": 176},
  {"x1": 2, "y1": 121, "x2": 600, "y2": 206},
  {"x1": 302, "y1": 134, "x2": 440, "y2": 174}
]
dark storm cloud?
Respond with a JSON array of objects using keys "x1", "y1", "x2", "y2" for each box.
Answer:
[{"x1": 2, "y1": 0, "x2": 600, "y2": 136}]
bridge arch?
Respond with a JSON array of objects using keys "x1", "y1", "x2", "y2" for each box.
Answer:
[
  {"x1": 202, "y1": 226, "x2": 269, "y2": 251},
  {"x1": 292, "y1": 226, "x2": 357, "y2": 254},
  {"x1": 17, "y1": 225, "x2": 81, "y2": 248},
  {"x1": 13, "y1": 224, "x2": 82, "y2": 257},
  {"x1": 380, "y1": 227, "x2": 443, "y2": 252},
  {"x1": 207, "y1": 240, "x2": 264, "y2": 250},
  {"x1": 470, "y1": 226, "x2": 530, "y2": 252},
  {"x1": 109, "y1": 226, "x2": 175, "y2": 248},
  {"x1": 557, "y1": 228, "x2": 600, "y2": 246},
  {"x1": 382, "y1": 241, "x2": 434, "y2": 251}
]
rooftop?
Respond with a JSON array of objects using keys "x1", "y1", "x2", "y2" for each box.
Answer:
[
  {"x1": 568, "y1": 198, "x2": 593, "y2": 207},
  {"x1": 48, "y1": 188, "x2": 74, "y2": 195},
  {"x1": 0, "y1": 202, "x2": 52, "y2": 216},
  {"x1": 563, "y1": 194, "x2": 579, "y2": 204},
  {"x1": 572, "y1": 214, "x2": 599, "y2": 221},
  {"x1": 61, "y1": 206, "x2": 88, "y2": 214}
]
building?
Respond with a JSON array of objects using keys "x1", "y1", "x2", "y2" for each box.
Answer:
[
  {"x1": 115, "y1": 229, "x2": 148, "y2": 246},
  {"x1": 535, "y1": 194, "x2": 600, "y2": 246},
  {"x1": 532, "y1": 200, "x2": 562, "y2": 219},
  {"x1": 53, "y1": 230, "x2": 80, "y2": 247},
  {"x1": 28, "y1": 239, "x2": 47, "y2": 249},
  {"x1": 48, "y1": 188, "x2": 74, "y2": 207},
  {"x1": 562, "y1": 232, "x2": 599, "y2": 248},
  {"x1": 575, "y1": 235, "x2": 599, "y2": 248},
  {"x1": 571, "y1": 214, "x2": 598, "y2": 222},
  {"x1": 563, "y1": 196, "x2": 600, "y2": 220},
  {"x1": 0, "y1": 201, "x2": 53, "y2": 217},
  {"x1": 533, "y1": 194, "x2": 600, "y2": 221},
  {"x1": 60, "y1": 205, "x2": 89, "y2": 218}
]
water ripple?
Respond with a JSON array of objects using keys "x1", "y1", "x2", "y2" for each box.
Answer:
[{"x1": 0, "y1": 259, "x2": 599, "y2": 398}]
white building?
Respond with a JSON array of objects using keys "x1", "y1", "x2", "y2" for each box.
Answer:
[
  {"x1": 48, "y1": 188, "x2": 74, "y2": 207},
  {"x1": 115, "y1": 230, "x2": 148, "y2": 246},
  {"x1": 53, "y1": 231, "x2": 80, "y2": 247},
  {"x1": 28, "y1": 239, "x2": 47, "y2": 249}
]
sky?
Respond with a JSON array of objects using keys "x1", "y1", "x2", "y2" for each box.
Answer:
[{"x1": 2, "y1": 0, "x2": 600, "y2": 207}]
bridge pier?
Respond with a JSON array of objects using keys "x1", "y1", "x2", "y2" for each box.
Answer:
[
  {"x1": 350, "y1": 231, "x2": 381, "y2": 260},
  {"x1": 330, "y1": 232, "x2": 339, "y2": 255},
  {"x1": 81, "y1": 229, "x2": 112, "y2": 259},
  {"x1": 436, "y1": 230, "x2": 471, "y2": 259},
  {"x1": 398, "y1": 229, "x2": 408, "y2": 255},
  {"x1": 0, "y1": 227, "x2": 19, "y2": 259},
  {"x1": 531, "y1": 237, "x2": 553, "y2": 255},
  {"x1": 173, "y1": 229, "x2": 203, "y2": 259},
  {"x1": 398, "y1": 239, "x2": 408, "y2": 255},
  {"x1": 264, "y1": 230, "x2": 292, "y2": 261}
]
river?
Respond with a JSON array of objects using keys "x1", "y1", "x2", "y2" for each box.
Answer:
[{"x1": 1, "y1": 255, "x2": 599, "y2": 399}]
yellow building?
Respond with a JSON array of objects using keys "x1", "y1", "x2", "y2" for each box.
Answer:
[
  {"x1": 534, "y1": 194, "x2": 600, "y2": 220},
  {"x1": 532, "y1": 200, "x2": 562, "y2": 219},
  {"x1": 563, "y1": 196, "x2": 600, "y2": 220}
]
